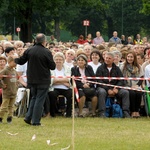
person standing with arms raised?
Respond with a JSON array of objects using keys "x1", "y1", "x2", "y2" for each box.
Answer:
[{"x1": 15, "y1": 33, "x2": 56, "y2": 126}]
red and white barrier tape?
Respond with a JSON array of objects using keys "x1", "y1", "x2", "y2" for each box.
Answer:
[
  {"x1": 75, "y1": 78, "x2": 150, "y2": 93},
  {"x1": 76, "y1": 76, "x2": 149, "y2": 81},
  {"x1": 1, "y1": 74, "x2": 149, "y2": 102},
  {"x1": 53, "y1": 76, "x2": 149, "y2": 81},
  {"x1": 72, "y1": 77, "x2": 80, "y2": 102},
  {"x1": 1, "y1": 75, "x2": 150, "y2": 81}
]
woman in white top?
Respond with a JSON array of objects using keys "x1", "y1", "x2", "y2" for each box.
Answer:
[
  {"x1": 145, "y1": 50, "x2": 150, "y2": 89},
  {"x1": 64, "y1": 49, "x2": 75, "y2": 68},
  {"x1": 48, "y1": 52, "x2": 72, "y2": 117},
  {"x1": 88, "y1": 50, "x2": 103, "y2": 74}
]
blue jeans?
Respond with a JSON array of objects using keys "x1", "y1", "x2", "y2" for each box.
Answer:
[
  {"x1": 97, "y1": 87, "x2": 130, "y2": 112},
  {"x1": 25, "y1": 84, "x2": 48, "y2": 124}
]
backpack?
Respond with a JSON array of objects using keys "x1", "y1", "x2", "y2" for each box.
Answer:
[
  {"x1": 105, "y1": 97, "x2": 123, "y2": 118},
  {"x1": 112, "y1": 103, "x2": 123, "y2": 118},
  {"x1": 105, "y1": 97, "x2": 113, "y2": 117}
]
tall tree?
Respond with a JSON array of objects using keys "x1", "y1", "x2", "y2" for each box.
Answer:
[
  {"x1": 102, "y1": 0, "x2": 145, "y2": 38},
  {"x1": 8, "y1": 0, "x2": 33, "y2": 42},
  {"x1": 61, "y1": 0, "x2": 104, "y2": 38},
  {"x1": 0, "y1": 0, "x2": 149, "y2": 42}
]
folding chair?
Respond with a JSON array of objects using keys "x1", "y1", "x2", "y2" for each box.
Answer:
[
  {"x1": 57, "y1": 95, "x2": 66, "y2": 116},
  {"x1": 15, "y1": 88, "x2": 30, "y2": 117}
]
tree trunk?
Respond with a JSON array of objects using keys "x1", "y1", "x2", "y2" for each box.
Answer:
[
  {"x1": 54, "y1": 17, "x2": 60, "y2": 41},
  {"x1": 20, "y1": 21, "x2": 32, "y2": 43},
  {"x1": 40, "y1": 21, "x2": 46, "y2": 33},
  {"x1": 107, "y1": 17, "x2": 113, "y2": 39},
  {"x1": 20, "y1": 8, "x2": 32, "y2": 43},
  {"x1": 37, "y1": 17, "x2": 46, "y2": 34}
]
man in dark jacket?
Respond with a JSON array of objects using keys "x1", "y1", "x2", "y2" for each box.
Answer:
[
  {"x1": 15, "y1": 33, "x2": 56, "y2": 125},
  {"x1": 96, "y1": 52, "x2": 130, "y2": 118}
]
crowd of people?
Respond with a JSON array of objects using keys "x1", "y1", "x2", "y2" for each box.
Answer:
[{"x1": 0, "y1": 31, "x2": 150, "y2": 125}]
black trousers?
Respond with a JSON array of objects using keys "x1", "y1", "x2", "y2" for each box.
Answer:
[
  {"x1": 129, "y1": 90, "x2": 142, "y2": 112},
  {"x1": 43, "y1": 94, "x2": 50, "y2": 115},
  {"x1": 48, "y1": 89, "x2": 72, "y2": 117}
]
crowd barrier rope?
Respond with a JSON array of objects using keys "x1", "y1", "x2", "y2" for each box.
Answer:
[
  {"x1": 1, "y1": 75, "x2": 150, "y2": 81},
  {"x1": 0, "y1": 74, "x2": 149, "y2": 101}
]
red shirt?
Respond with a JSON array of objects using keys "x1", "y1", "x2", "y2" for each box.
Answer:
[{"x1": 76, "y1": 39, "x2": 85, "y2": 44}]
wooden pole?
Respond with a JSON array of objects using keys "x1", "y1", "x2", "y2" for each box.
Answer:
[{"x1": 71, "y1": 77, "x2": 75, "y2": 150}]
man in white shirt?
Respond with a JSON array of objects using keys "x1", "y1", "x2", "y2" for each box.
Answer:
[
  {"x1": 144, "y1": 50, "x2": 150, "y2": 89},
  {"x1": 145, "y1": 67, "x2": 150, "y2": 89}
]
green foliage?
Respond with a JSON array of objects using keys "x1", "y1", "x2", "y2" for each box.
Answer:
[
  {"x1": 62, "y1": 1, "x2": 104, "y2": 38},
  {"x1": 102, "y1": 0, "x2": 146, "y2": 38},
  {"x1": 142, "y1": 0, "x2": 150, "y2": 14},
  {"x1": 0, "y1": 0, "x2": 9, "y2": 15},
  {"x1": 60, "y1": 30, "x2": 78, "y2": 42},
  {"x1": 0, "y1": 0, "x2": 150, "y2": 41}
]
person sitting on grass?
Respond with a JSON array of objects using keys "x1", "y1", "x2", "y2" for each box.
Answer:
[{"x1": 0, "y1": 56, "x2": 18, "y2": 123}]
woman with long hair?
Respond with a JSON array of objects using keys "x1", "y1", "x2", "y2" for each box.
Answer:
[{"x1": 120, "y1": 51, "x2": 144, "y2": 118}]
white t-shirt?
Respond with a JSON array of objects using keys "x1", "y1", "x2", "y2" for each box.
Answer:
[
  {"x1": 52, "y1": 68, "x2": 69, "y2": 90},
  {"x1": 145, "y1": 64, "x2": 150, "y2": 87},
  {"x1": 64, "y1": 60, "x2": 74, "y2": 69},
  {"x1": 107, "y1": 67, "x2": 112, "y2": 72},
  {"x1": 107, "y1": 67, "x2": 112, "y2": 82},
  {"x1": 88, "y1": 61, "x2": 101, "y2": 74}
]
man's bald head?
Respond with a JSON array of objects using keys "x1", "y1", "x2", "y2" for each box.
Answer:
[{"x1": 36, "y1": 33, "x2": 46, "y2": 45}]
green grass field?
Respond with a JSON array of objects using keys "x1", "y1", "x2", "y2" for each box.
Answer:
[{"x1": 0, "y1": 116, "x2": 150, "y2": 150}]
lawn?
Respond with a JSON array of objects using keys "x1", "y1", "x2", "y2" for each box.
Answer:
[{"x1": 0, "y1": 116, "x2": 150, "y2": 150}]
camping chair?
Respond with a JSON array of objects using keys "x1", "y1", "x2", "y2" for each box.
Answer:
[{"x1": 14, "y1": 88, "x2": 30, "y2": 117}]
